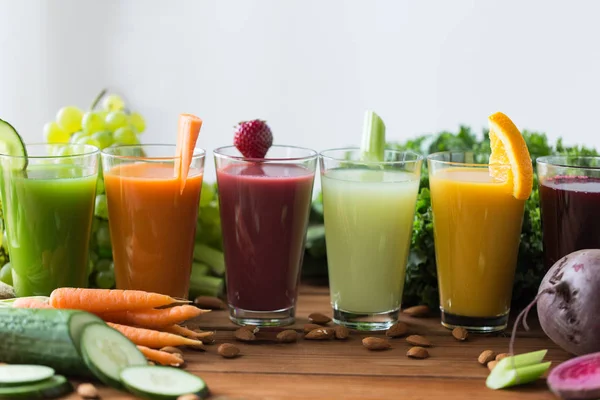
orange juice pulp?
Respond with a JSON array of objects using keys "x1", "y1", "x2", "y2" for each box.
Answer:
[
  {"x1": 429, "y1": 168, "x2": 525, "y2": 317},
  {"x1": 104, "y1": 163, "x2": 203, "y2": 298}
]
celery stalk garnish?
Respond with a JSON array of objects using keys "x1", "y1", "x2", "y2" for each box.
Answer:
[
  {"x1": 360, "y1": 110, "x2": 386, "y2": 162},
  {"x1": 486, "y1": 350, "x2": 551, "y2": 390}
]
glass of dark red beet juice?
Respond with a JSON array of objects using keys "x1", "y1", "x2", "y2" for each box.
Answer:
[
  {"x1": 214, "y1": 145, "x2": 317, "y2": 326},
  {"x1": 537, "y1": 156, "x2": 600, "y2": 269}
]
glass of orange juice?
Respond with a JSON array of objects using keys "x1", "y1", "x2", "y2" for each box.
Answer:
[{"x1": 428, "y1": 152, "x2": 526, "y2": 332}]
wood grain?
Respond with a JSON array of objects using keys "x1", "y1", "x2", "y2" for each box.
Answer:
[{"x1": 62, "y1": 285, "x2": 571, "y2": 399}]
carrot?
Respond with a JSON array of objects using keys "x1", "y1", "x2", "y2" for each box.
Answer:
[
  {"x1": 49, "y1": 288, "x2": 183, "y2": 313},
  {"x1": 137, "y1": 345, "x2": 183, "y2": 366},
  {"x1": 107, "y1": 322, "x2": 204, "y2": 349},
  {"x1": 12, "y1": 298, "x2": 52, "y2": 309},
  {"x1": 99, "y1": 305, "x2": 209, "y2": 329},
  {"x1": 175, "y1": 114, "x2": 202, "y2": 192},
  {"x1": 162, "y1": 324, "x2": 215, "y2": 340}
]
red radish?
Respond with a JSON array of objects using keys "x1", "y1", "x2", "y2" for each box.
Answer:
[{"x1": 547, "y1": 352, "x2": 600, "y2": 399}]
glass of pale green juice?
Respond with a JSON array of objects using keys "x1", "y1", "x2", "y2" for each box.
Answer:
[
  {"x1": 320, "y1": 148, "x2": 422, "y2": 330},
  {"x1": 0, "y1": 144, "x2": 99, "y2": 296}
]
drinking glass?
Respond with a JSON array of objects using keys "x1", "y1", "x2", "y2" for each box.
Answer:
[
  {"x1": 214, "y1": 145, "x2": 317, "y2": 326},
  {"x1": 320, "y1": 148, "x2": 422, "y2": 331},
  {"x1": 0, "y1": 144, "x2": 99, "y2": 296},
  {"x1": 101, "y1": 145, "x2": 205, "y2": 298},
  {"x1": 428, "y1": 152, "x2": 525, "y2": 332}
]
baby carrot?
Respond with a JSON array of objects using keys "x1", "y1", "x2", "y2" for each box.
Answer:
[
  {"x1": 162, "y1": 324, "x2": 215, "y2": 340},
  {"x1": 108, "y1": 322, "x2": 205, "y2": 349},
  {"x1": 99, "y1": 305, "x2": 209, "y2": 328},
  {"x1": 137, "y1": 345, "x2": 183, "y2": 367},
  {"x1": 50, "y1": 288, "x2": 184, "y2": 313},
  {"x1": 12, "y1": 298, "x2": 52, "y2": 309}
]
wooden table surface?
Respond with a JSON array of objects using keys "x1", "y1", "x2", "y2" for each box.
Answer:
[{"x1": 65, "y1": 284, "x2": 570, "y2": 400}]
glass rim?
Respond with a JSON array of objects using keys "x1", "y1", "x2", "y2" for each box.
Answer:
[
  {"x1": 101, "y1": 144, "x2": 206, "y2": 162},
  {"x1": 537, "y1": 155, "x2": 600, "y2": 169},
  {"x1": 0, "y1": 143, "x2": 99, "y2": 160},
  {"x1": 213, "y1": 144, "x2": 318, "y2": 162},
  {"x1": 319, "y1": 147, "x2": 423, "y2": 165},
  {"x1": 427, "y1": 151, "x2": 513, "y2": 168}
]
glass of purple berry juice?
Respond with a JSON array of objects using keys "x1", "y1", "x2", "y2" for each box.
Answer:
[{"x1": 537, "y1": 156, "x2": 600, "y2": 269}]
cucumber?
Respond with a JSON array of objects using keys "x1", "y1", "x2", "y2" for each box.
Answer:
[
  {"x1": 120, "y1": 366, "x2": 209, "y2": 400},
  {"x1": 0, "y1": 119, "x2": 27, "y2": 170},
  {"x1": 80, "y1": 323, "x2": 147, "y2": 388},
  {"x1": 0, "y1": 365, "x2": 55, "y2": 387},
  {"x1": 0, "y1": 375, "x2": 72, "y2": 399},
  {"x1": 0, "y1": 308, "x2": 104, "y2": 377}
]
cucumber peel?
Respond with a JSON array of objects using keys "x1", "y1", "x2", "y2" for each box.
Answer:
[
  {"x1": 0, "y1": 119, "x2": 27, "y2": 171},
  {"x1": 360, "y1": 110, "x2": 386, "y2": 162},
  {"x1": 0, "y1": 375, "x2": 72, "y2": 399},
  {"x1": 486, "y1": 350, "x2": 551, "y2": 390}
]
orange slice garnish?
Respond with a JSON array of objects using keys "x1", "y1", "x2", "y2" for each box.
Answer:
[{"x1": 488, "y1": 112, "x2": 533, "y2": 200}]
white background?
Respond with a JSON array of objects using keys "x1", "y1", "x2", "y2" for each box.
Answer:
[{"x1": 1, "y1": 0, "x2": 599, "y2": 180}]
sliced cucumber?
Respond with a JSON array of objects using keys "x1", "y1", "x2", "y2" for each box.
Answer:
[
  {"x1": 0, "y1": 119, "x2": 27, "y2": 170},
  {"x1": 80, "y1": 323, "x2": 147, "y2": 388},
  {"x1": 0, "y1": 375, "x2": 72, "y2": 399},
  {"x1": 0, "y1": 365, "x2": 55, "y2": 387},
  {"x1": 120, "y1": 366, "x2": 209, "y2": 400}
]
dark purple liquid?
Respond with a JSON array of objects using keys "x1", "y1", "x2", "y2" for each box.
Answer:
[
  {"x1": 539, "y1": 176, "x2": 600, "y2": 269},
  {"x1": 216, "y1": 163, "x2": 314, "y2": 311}
]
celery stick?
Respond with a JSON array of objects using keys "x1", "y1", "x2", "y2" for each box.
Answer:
[
  {"x1": 495, "y1": 350, "x2": 547, "y2": 370},
  {"x1": 360, "y1": 110, "x2": 386, "y2": 162},
  {"x1": 486, "y1": 361, "x2": 551, "y2": 390},
  {"x1": 191, "y1": 262, "x2": 210, "y2": 277},
  {"x1": 188, "y1": 275, "x2": 224, "y2": 299},
  {"x1": 193, "y1": 244, "x2": 225, "y2": 276}
]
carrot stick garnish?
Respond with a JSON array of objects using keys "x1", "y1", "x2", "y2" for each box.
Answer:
[
  {"x1": 137, "y1": 345, "x2": 184, "y2": 367},
  {"x1": 99, "y1": 305, "x2": 209, "y2": 329},
  {"x1": 161, "y1": 324, "x2": 215, "y2": 340},
  {"x1": 49, "y1": 288, "x2": 185, "y2": 313},
  {"x1": 175, "y1": 114, "x2": 202, "y2": 192},
  {"x1": 108, "y1": 322, "x2": 204, "y2": 349}
]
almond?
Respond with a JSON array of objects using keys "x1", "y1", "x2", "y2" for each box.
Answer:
[
  {"x1": 308, "y1": 312, "x2": 331, "y2": 325},
  {"x1": 240, "y1": 325, "x2": 259, "y2": 334},
  {"x1": 386, "y1": 322, "x2": 408, "y2": 338},
  {"x1": 487, "y1": 360, "x2": 498, "y2": 371},
  {"x1": 407, "y1": 346, "x2": 429, "y2": 359},
  {"x1": 406, "y1": 335, "x2": 432, "y2": 347},
  {"x1": 201, "y1": 334, "x2": 215, "y2": 345},
  {"x1": 177, "y1": 395, "x2": 201, "y2": 400},
  {"x1": 496, "y1": 353, "x2": 509, "y2": 362},
  {"x1": 452, "y1": 327, "x2": 468, "y2": 341},
  {"x1": 218, "y1": 343, "x2": 240, "y2": 358},
  {"x1": 304, "y1": 328, "x2": 334, "y2": 340},
  {"x1": 362, "y1": 337, "x2": 391, "y2": 351},
  {"x1": 77, "y1": 383, "x2": 99, "y2": 399},
  {"x1": 478, "y1": 350, "x2": 496, "y2": 365},
  {"x1": 160, "y1": 346, "x2": 183, "y2": 355},
  {"x1": 193, "y1": 296, "x2": 226, "y2": 310},
  {"x1": 234, "y1": 328, "x2": 255, "y2": 342},
  {"x1": 303, "y1": 324, "x2": 322, "y2": 333},
  {"x1": 276, "y1": 330, "x2": 298, "y2": 343},
  {"x1": 402, "y1": 305, "x2": 430, "y2": 317},
  {"x1": 334, "y1": 325, "x2": 349, "y2": 340}
]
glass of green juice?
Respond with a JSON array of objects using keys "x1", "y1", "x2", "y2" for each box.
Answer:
[
  {"x1": 0, "y1": 144, "x2": 99, "y2": 297},
  {"x1": 320, "y1": 148, "x2": 423, "y2": 330}
]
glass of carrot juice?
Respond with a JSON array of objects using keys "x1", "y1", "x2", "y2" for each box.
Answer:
[
  {"x1": 101, "y1": 145, "x2": 205, "y2": 298},
  {"x1": 428, "y1": 152, "x2": 526, "y2": 332}
]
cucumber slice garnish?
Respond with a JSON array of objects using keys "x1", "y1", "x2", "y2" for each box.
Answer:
[
  {"x1": 0, "y1": 365, "x2": 55, "y2": 387},
  {"x1": 80, "y1": 323, "x2": 147, "y2": 388},
  {"x1": 120, "y1": 366, "x2": 210, "y2": 400},
  {"x1": 0, "y1": 119, "x2": 27, "y2": 170},
  {"x1": 0, "y1": 375, "x2": 72, "y2": 399}
]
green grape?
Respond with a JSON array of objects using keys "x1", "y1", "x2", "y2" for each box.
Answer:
[
  {"x1": 91, "y1": 131, "x2": 113, "y2": 149},
  {"x1": 96, "y1": 177, "x2": 105, "y2": 194},
  {"x1": 89, "y1": 250, "x2": 99, "y2": 265},
  {"x1": 199, "y1": 182, "x2": 215, "y2": 207},
  {"x1": 102, "y1": 94, "x2": 125, "y2": 111},
  {"x1": 43, "y1": 122, "x2": 70, "y2": 144},
  {"x1": 96, "y1": 221, "x2": 112, "y2": 251},
  {"x1": 82, "y1": 111, "x2": 106, "y2": 134},
  {"x1": 129, "y1": 112, "x2": 146, "y2": 133},
  {"x1": 96, "y1": 259, "x2": 113, "y2": 272},
  {"x1": 113, "y1": 126, "x2": 138, "y2": 145},
  {"x1": 77, "y1": 137, "x2": 101, "y2": 149},
  {"x1": 88, "y1": 258, "x2": 94, "y2": 277},
  {"x1": 95, "y1": 269, "x2": 115, "y2": 289},
  {"x1": 0, "y1": 263, "x2": 12, "y2": 286},
  {"x1": 56, "y1": 106, "x2": 83, "y2": 134},
  {"x1": 94, "y1": 194, "x2": 109, "y2": 219},
  {"x1": 105, "y1": 111, "x2": 128, "y2": 131},
  {"x1": 98, "y1": 247, "x2": 113, "y2": 258},
  {"x1": 70, "y1": 131, "x2": 90, "y2": 143}
]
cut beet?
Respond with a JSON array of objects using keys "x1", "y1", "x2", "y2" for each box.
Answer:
[{"x1": 548, "y1": 352, "x2": 600, "y2": 400}]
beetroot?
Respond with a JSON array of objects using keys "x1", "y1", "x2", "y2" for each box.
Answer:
[
  {"x1": 536, "y1": 249, "x2": 600, "y2": 356},
  {"x1": 547, "y1": 352, "x2": 600, "y2": 399}
]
